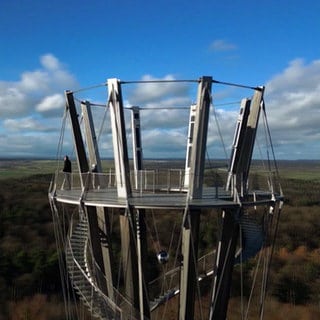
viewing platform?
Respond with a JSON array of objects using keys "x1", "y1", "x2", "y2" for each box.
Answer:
[
  {"x1": 51, "y1": 169, "x2": 239, "y2": 210},
  {"x1": 50, "y1": 169, "x2": 279, "y2": 210}
]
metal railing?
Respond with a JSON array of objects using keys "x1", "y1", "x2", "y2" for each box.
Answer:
[
  {"x1": 66, "y1": 214, "x2": 141, "y2": 320},
  {"x1": 148, "y1": 250, "x2": 216, "y2": 308},
  {"x1": 55, "y1": 168, "x2": 188, "y2": 194}
]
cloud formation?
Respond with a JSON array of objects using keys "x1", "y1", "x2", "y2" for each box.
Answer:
[
  {"x1": 4, "y1": 117, "x2": 45, "y2": 132},
  {"x1": 127, "y1": 74, "x2": 191, "y2": 104},
  {"x1": 36, "y1": 93, "x2": 65, "y2": 114},
  {"x1": 0, "y1": 54, "x2": 77, "y2": 118},
  {"x1": 0, "y1": 55, "x2": 320, "y2": 159},
  {"x1": 0, "y1": 54, "x2": 78, "y2": 157},
  {"x1": 209, "y1": 39, "x2": 237, "y2": 52},
  {"x1": 265, "y1": 59, "x2": 320, "y2": 158}
]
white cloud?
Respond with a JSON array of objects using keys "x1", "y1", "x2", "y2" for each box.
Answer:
[
  {"x1": 0, "y1": 54, "x2": 78, "y2": 157},
  {"x1": 36, "y1": 93, "x2": 65, "y2": 113},
  {"x1": 20, "y1": 70, "x2": 50, "y2": 92},
  {"x1": 140, "y1": 128, "x2": 187, "y2": 158},
  {"x1": 0, "y1": 131, "x2": 61, "y2": 158},
  {"x1": 205, "y1": 56, "x2": 320, "y2": 160},
  {"x1": 41, "y1": 54, "x2": 61, "y2": 70},
  {"x1": 0, "y1": 53, "x2": 77, "y2": 118},
  {"x1": 124, "y1": 61, "x2": 320, "y2": 160},
  {"x1": 267, "y1": 59, "x2": 320, "y2": 94},
  {"x1": 119, "y1": 76, "x2": 239, "y2": 159},
  {"x1": 4, "y1": 117, "x2": 45, "y2": 132},
  {"x1": 128, "y1": 74, "x2": 191, "y2": 104},
  {"x1": 209, "y1": 39, "x2": 237, "y2": 52},
  {"x1": 1, "y1": 59, "x2": 320, "y2": 159},
  {"x1": 0, "y1": 85, "x2": 29, "y2": 116},
  {"x1": 265, "y1": 59, "x2": 320, "y2": 156}
]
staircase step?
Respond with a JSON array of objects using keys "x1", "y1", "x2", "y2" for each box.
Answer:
[
  {"x1": 71, "y1": 232, "x2": 87, "y2": 237},
  {"x1": 67, "y1": 218, "x2": 114, "y2": 320},
  {"x1": 69, "y1": 242, "x2": 86, "y2": 248}
]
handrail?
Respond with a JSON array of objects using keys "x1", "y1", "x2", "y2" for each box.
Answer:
[
  {"x1": 66, "y1": 216, "x2": 123, "y2": 318},
  {"x1": 54, "y1": 168, "x2": 281, "y2": 197},
  {"x1": 148, "y1": 250, "x2": 215, "y2": 287},
  {"x1": 54, "y1": 168, "x2": 189, "y2": 193},
  {"x1": 66, "y1": 214, "x2": 142, "y2": 319},
  {"x1": 148, "y1": 249, "x2": 216, "y2": 309}
]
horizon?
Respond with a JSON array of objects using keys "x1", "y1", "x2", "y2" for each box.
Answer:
[{"x1": 0, "y1": 157, "x2": 319, "y2": 163}]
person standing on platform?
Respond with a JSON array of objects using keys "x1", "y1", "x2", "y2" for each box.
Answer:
[
  {"x1": 62, "y1": 155, "x2": 72, "y2": 190},
  {"x1": 91, "y1": 163, "x2": 99, "y2": 189}
]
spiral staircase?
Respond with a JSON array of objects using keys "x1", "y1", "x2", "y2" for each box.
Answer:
[{"x1": 65, "y1": 214, "x2": 122, "y2": 320}]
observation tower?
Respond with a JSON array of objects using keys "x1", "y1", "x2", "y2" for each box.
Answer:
[{"x1": 49, "y1": 76, "x2": 283, "y2": 319}]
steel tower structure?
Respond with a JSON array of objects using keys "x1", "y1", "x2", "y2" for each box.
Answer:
[{"x1": 49, "y1": 76, "x2": 283, "y2": 320}]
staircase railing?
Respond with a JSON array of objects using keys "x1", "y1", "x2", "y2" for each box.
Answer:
[{"x1": 66, "y1": 214, "x2": 125, "y2": 319}]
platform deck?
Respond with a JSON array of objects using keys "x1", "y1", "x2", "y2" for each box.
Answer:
[{"x1": 53, "y1": 187, "x2": 240, "y2": 210}]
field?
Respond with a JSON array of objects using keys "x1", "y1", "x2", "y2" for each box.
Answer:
[
  {"x1": 277, "y1": 160, "x2": 320, "y2": 181},
  {"x1": 0, "y1": 159, "x2": 56, "y2": 179},
  {"x1": 0, "y1": 159, "x2": 320, "y2": 319}
]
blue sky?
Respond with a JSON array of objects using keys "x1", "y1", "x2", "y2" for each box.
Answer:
[{"x1": 1, "y1": 0, "x2": 320, "y2": 160}]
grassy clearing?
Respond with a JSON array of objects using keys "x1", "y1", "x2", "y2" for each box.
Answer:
[
  {"x1": 0, "y1": 160, "x2": 57, "y2": 180},
  {"x1": 0, "y1": 159, "x2": 118, "y2": 181},
  {"x1": 280, "y1": 170, "x2": 320, "y2": 181},
  {"x1": 277, "y1": 160, "x2": 320, "y2": 181}
]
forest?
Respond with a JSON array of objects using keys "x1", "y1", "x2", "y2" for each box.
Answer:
[{"x1": 0, "y1": 160, "x2": 320, "y2": 319}]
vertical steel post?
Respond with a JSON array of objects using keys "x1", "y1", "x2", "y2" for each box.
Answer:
[
  {"x1": 179, "y1": 77, "x2": 212, "y2": 320},
  {"x1": 225, "y1": 98, "x2": 251, "y2": 197},
  {"x1": 209, "y1": 209, "x2": 239, "y2": 320},
  {"x1": 184, "y1": 104, "x2": 197, "y2": 189},
  {"x1": 130, "y1": 107, "x2": 150, "y2": 318},
  {"x1": 107, "y1": 79, "x2": 149, "y2": 318},
  {"x1": 81, "y1": 100, "x2": 114, "y2": 299},
  {"x1": 81, "y1": 101, "x2": 104, "y2": 173},
  {"x1": 65, "y1": 91, "x2": 89, "y2": 186},
  {"x1": 65, "y1": 92, "x2": 109, "y2": 298},
  {"x1": 188, "y1": 77, "x2": 212, "y2": 199},
  {"x1": 131, "y1": 106, "x2": 143, "y2": 190},
  {"x1": 209, "y1": 87, "x2": 264, "y2": 320},
  {"x1": 239, "y1": 87, "x2": 265, "y2": 193},
  {"x1": 107, "y1": 78, "x2": 132, "y2": 198}
]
